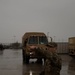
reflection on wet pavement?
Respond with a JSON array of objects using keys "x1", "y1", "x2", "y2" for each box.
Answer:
[
  {"x1": 0, "y1": 49, "x2": 75, "y2": 75},
  {"x1": 68, "y1": 58, "x2": 75, "y2": 75},
  {"x1": 23, "y1": 63, "x2": 43, "y2": 75},
  {"x1": 23, "y1": 58, "x2": 44, "y2": 75},
  {"x1": 60, "y1": 54, "x2": 75, "y2": 75}
]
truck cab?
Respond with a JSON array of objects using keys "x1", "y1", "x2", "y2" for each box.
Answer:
[{"x1": 22, "y1": 32, "x2": 48, "y2": 64}]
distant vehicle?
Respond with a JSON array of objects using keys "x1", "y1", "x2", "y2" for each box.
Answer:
[
  {"x1": 68, "y1": 37, "x2": 75, "y2": 57},
  {"x1": 0, "y1": 44, "x2": 4, "y2": 50},
  {"x1": 22, "y1": 32, "x2": 48, "y2": 64}
]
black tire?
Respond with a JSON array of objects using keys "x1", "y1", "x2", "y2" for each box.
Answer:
[
  {"x1": 25, "y1": 55, "x2": 30, "y2": 64},
  {"x1": 22, "y1": 49, "x2": 25, "y2": 62},
  {"x1": 22, "y1": 49, "x2": 29, "y2": 64},
  {"x1": 36, "y1": 58, "x2": 42, "y2": 64}
]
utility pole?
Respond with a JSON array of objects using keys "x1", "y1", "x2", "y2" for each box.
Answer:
[
  {"x1": 47, "y1": 32, "x2": 49, "y2": 38},
  {"x1": 54, "y1": 36, "x2": 56, "y2": 42},
  {"x1": 13, "y1": 36, "x2": 16, "y2": 43},
  {"x1": 47, "y1": 32, "x2": 49, "y2": 41}
]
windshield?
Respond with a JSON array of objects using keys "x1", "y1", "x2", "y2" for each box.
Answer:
[
  {"x1": 39, "y1": 36, "x2": 48, "y2": 44},
  {"x1": 28, "y1": 36, "x2": 48, "y2": 44},
  {"x1": 28, "y1": 36, "x2": 38, "y2": 44}
]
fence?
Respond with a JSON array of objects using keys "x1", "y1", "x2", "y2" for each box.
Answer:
[{"x1": 57, "y1": 42, "x2": 68, "y2": 54}]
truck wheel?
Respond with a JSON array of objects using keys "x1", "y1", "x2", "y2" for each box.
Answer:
[
  {"x1": 36, "y1": 58, "x2": 42, "y2": 64},
  {"x1": 25, "y1": 55, "x2": 30, "y2": 64},
  {"x1": 22, "y1": 49, "x2": 25, "y2": 63},
  {"x1": 22, "y1": 49, "x2": 29, "y2": 64}
]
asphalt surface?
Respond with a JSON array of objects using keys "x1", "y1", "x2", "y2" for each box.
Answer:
[{"x1": 0, "y1": 49, "x2": 75, "y2": 75}]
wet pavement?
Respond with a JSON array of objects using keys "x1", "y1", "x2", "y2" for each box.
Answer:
[{"x1": 0, "y1": 49, "x2": 75, "y2": 75}]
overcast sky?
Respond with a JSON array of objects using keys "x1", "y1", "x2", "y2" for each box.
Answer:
[{"x1": 0, "y1": 0, "x2": 75, "y2": 43}]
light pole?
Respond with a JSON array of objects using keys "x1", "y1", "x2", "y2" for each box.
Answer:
[
  {"x1": 47, "y1": 32, "x2": 49, "y2": 42},
  {"x1": 47, "y1": 32, "x2": 49, "y2": 38},
  {"x1": 13, "y1": 36, "x2": 16, "y2": 43},
  {"x1": 54, "y1": 36, "x2": 56, "y2": 42}
]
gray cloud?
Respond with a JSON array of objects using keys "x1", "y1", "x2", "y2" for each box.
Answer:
[{"x1": 0, "y1": 0, "x2": 75, "y2": 43}]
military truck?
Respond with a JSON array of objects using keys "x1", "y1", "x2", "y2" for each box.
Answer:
[
  {"x1": 68, "y1": 37, "x2": 75, "y2": 57},
  {"x1": 22, "y1": 32, "x2": 48, "y2": 63}
]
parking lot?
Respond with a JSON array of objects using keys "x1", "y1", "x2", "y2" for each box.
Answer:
[{"x1": 0, "y1": 49, "x2": 75, "y2": 75}]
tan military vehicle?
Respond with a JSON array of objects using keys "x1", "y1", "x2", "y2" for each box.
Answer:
[
  {"x1": 68, "y1": 37, "x2": 75, "y2": 57},
  {"x1": 22, "y1": 32, "x2": 48, "y2": 63}
]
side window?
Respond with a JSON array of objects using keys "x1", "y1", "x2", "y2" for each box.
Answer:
[{"x1": 39, "y1": 36, "x2": 48, "y2": 44}]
